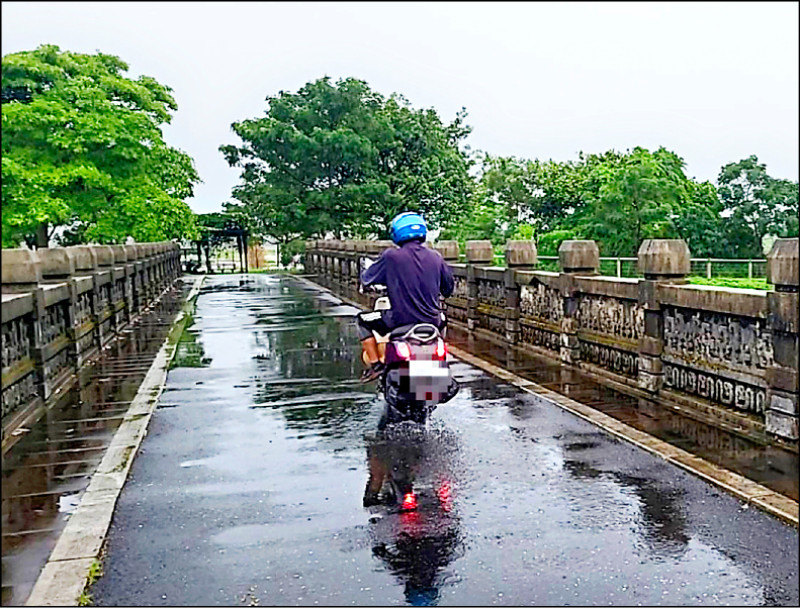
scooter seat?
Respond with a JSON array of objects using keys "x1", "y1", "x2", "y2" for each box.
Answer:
[{"x1": 389, "y1": 323, "x2": 440, "y2": 342}]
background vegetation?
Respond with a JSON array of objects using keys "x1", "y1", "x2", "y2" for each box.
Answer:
[
  {"x1": 2, "y1": 45, "x2": 200, "y2": 247},
  {"x1": 3, "y1": 47, "x2": 797, "y2": 265}
]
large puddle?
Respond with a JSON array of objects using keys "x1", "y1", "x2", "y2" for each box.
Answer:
[
  {"x1": 444, "y1": 326, "x2": 799, "y2": 502},
  {"x1": 1, "y1": 282, "x2": 188, "y2": 606}
]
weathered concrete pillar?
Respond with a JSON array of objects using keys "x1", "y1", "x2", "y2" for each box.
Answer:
[
  {"x1": 305, "y1": 240, "x2": 316, "y2": 274},
  {"x1": 35, "y1": 248, "x2": 83, "y2": 367},
  {"x1": 637, "y1": 239, "x2": 691, "y2": 393},
  {"x1": 1, "y1": 249, "x2": 43, "y2": 293},
  {"x1": 465, "y1": 241, "x2": 493, "y2": 331},
  {"x1": 765, "y1": 237, "x2": 799, "y2": 441},
  {"x1": 434, "y1": 241, "x2": 460, "y2": 264},
  {"x1": 124, "y1": 244, "x2": 143, "y2": 314},
  {"x1": 2, "y1": 250, "x2": 60, "y2": 402},
  {"x1": 557, "y1": 240, "x2": 599, "y2": 364},
  {"x1": 504, "y1": 241, "x2": 537, "y2": 344},
  {"x1": 109, "y1": 245, "x2": 132, "y2": 328}
]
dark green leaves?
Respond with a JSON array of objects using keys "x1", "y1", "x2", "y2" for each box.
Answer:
[{"x1": 220, "y1": 77, "x2": 474, "y2": 241}]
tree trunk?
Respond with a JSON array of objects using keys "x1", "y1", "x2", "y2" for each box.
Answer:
[
  {"x1": 36, "y1": 222, "x2": 49, "y2": 248},
  {"x1": 204, "y1": 244, "x2": 212, "y2": 274}
]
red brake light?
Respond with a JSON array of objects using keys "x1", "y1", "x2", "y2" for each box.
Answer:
[
  {"x1": 396, "y1": 342, "x2": 411, "y2": 360},
  {"x1": 435, "y1": 339, "x2": 446, "y2": 360},
  {"x1": 401, "y1": 492, "x2": 418, "y2": 510}
]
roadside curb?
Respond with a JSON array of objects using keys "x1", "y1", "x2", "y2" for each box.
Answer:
[
  {"x1": 25, "y1": 276, "x2": 206, "y2": 607},
  {"x1": 447, "y1": 344, "x2": 799, "y2": 528}
]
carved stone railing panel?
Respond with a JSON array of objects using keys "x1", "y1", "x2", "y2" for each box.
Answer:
[
  {"x1": 663, "y1": 307, "x2": 774, "y2": 375},
  {"x1": 75, "y1": 290, "x2": 93, "y2": 327},
  {"x1": 664, "y1": 362, "x2": 767, "y2": 414},
  {"x1": 2, "y1": 316, "x2": 32, "y2": 372},
  {"x1": 2, "y1": 373, "x2": 37, "y2": 419},
  {"x1": 662, "y1": 306, "x2": 773, "y2": 415},
  {"x1": 580, "y1": 341, "x2": 639, "y2": 378},
  {"x1": 446, "y1": 303, "x2": 467, "y2": 324},
  {"x1": 453, "y1": 275, "x2": 468, "y2": 300},
  {"x1": 477, "y1": 278, "x2": 505, "y2": 309},
  {"x1": 577, "y1": 295, "x2": 644, "y2": 342},
  {"x1": 41, "y1": 303, "x2": 68, "y2": 348},
  {"x1": 520, "y1": 283, "x2": 563, "y2": 324},
  {"x1": 475, "y1": 307, "x2": 505, "y2": 336},
  {"x1": 43, "y1": 346, "x2": 71, "y2": 388},
  {"x1": 520, "y1": 322, "x2": 560, "y2": 353}
]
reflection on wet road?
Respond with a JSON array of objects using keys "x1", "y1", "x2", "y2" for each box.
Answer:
[
  {"x1": 1, "y1": 284, "x2": 187, "y2": 606},
  {"x1": 93, "y1": 275, "x2": 798, "y2": 606}
]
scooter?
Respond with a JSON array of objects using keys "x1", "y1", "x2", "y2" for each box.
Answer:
[{"x1": 361, "y1": 288, "x2": 459, "y2": 429}]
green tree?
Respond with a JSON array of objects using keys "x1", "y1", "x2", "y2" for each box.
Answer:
[
  {"x1": 2, "y1": 44, "x2": 200, "y2": 247},
  {"x1": 220, "y1": 77, "x2": 473, "y2": 242},
  {"x1": 716, "y1": 155, "x2": 799, "y2": 257}
]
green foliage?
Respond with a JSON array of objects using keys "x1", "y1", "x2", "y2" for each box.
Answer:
[
  {"x1": 220, "y1": 77, "x2": 474, "y2": 242},
  {"x1": 537, "y1": 229, "x2": 581, "y2": 256},
  {"x1": 715, "y1": 155, "x2": 799, "y2": 258},
  {"x1": 687, "y1": 277, "x2": 771, "y2": 291},
  {"x1": 2, "y1": 45, "x2": 200, "y2": 247},
  {"x1": 280, "y1": 239, "x2": 306, "y2": 267},
  {"x1": 448, "y1": 146, "x2": 791, "y2": 259}
]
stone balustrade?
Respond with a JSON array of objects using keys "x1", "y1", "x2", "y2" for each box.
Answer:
[
  {"x1": 1, "y1": 242, "x2": 182, "y2": 440},
  {"x1": 304, "y1": 237, "x2": 799, "y2": 444}
]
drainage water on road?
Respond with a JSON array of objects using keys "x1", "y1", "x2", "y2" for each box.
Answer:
[
  {"x1": 445, "y1": 326, "x2": 799, "y2": 503},
  {"x1": 90, "y1": 274, "x2": 797, "y2": 607},
  {"x1": 1, "y1": 283, "x2": 188, "y2": 606}
]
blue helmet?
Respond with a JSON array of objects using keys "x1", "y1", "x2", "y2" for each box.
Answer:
[{"x1": 389, "y1": 212, "x2": 427, "y2": 245}]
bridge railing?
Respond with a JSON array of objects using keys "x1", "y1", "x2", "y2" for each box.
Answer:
[
  {"x1": 305, "y1": 237, "x2": 799, "y2": 445},
  {"x1": 1, "y1": 242, "x2": 182, "y2": 446}
]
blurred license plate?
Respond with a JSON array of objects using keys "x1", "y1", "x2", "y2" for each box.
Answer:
[{"x1": 408, "y1": 360, "x2": 449, "y2": 378}]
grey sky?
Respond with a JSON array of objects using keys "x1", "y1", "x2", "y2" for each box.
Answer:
[{"x1": 3, "y1": 1, "x2": 798, "y2": 215}]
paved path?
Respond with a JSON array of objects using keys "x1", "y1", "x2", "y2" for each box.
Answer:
[{"x1": 92, "y1": 274, "x2": 798, "y2": 606}]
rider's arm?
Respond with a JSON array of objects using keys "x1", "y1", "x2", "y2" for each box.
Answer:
[
  {"x1": 361, "y1": 250, "x2": 389, "y2": 287},
  {"x1": 440, "y1": 258, "x2": 454, "y2": 298}
]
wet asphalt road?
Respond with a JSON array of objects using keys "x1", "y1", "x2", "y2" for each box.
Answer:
[{"x1": 92, "y1": 274, "x2": 798, "y2": 606}]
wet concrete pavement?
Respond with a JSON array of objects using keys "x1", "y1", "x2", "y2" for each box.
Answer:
[{"x1": 92, "y1": 274, "x2": 798, "y2": 606}]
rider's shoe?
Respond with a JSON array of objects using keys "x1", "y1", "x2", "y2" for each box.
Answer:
[{"x1": 360, "y1": 362, "x2": 385, "y2": 384}]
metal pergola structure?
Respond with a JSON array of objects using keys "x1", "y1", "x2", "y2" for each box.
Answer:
[{"x1": 182, "y1": 228, "x2": 249, "y2": 274}]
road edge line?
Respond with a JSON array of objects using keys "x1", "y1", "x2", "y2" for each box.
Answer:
[{"x1": 24, "y1": 276, "x2": 206, "y2": 607}]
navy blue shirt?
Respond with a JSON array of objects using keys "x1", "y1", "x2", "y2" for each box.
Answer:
[{"x1": 361, "y1": 240, "x2": 454, "y2": 327}]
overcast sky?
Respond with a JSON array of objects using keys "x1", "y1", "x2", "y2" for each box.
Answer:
[{"x1": 3, "y1": 1, "x2": 798, "y2": 214}]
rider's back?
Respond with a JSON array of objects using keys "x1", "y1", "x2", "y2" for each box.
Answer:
[{"x1": 369, "y1": 240, "x2": 454, "y2": 328}]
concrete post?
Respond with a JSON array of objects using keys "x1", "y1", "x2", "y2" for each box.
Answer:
[
  {"x1": 504, "y1": 241, "x2": 537, "y2": 344},
  {"x1": 636, "y1": 239, "x2": 691, "y2": 394},
  {"x1": 765, "y1": 237, "x2": 799, "y2": 441},
  {"x1": 557, "y1": 240, "x2": 599, "y2": 364},
  {"x1": 305, "y1": 241, "x2": 316, "y2": 274},
  {"x1": 36, "y1": 248, "x2": 82, "y2": 369},
  {"x1": 434, "y1": 241, "x2": 460, "y2": 264},
  {"x1": 124, "y1": 244, "x2": 143, "y2": 314},
  {"x1": 465, "y1": 241, "x2": 493, "y2": 331}
]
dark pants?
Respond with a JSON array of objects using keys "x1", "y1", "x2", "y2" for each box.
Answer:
[{"x1": 356, "y1": 310, "x2": 447, "y2": 341}]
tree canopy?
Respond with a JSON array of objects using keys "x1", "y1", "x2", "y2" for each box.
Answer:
[
  {"x1": 1, "y1": 44, "x2": 200, "y2": 247},
  {"x1": 442, "y1": 147, "x2": 795, "y2": 258},
  {"x1": 220, "y1": 76, "x2": 474, "y2": 242}
]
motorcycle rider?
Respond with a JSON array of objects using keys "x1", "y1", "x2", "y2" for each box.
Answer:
[{"x1": 358, "y1": 212, "x2": 454, "y2": 383}]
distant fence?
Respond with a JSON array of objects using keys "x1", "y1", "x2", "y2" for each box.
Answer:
[
  {"x1": 305, "y1": 237, "x2": 799, "y2": 446},
  {"x1": 482, "y1": 254, "x2": 767, "y2": 279}
]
